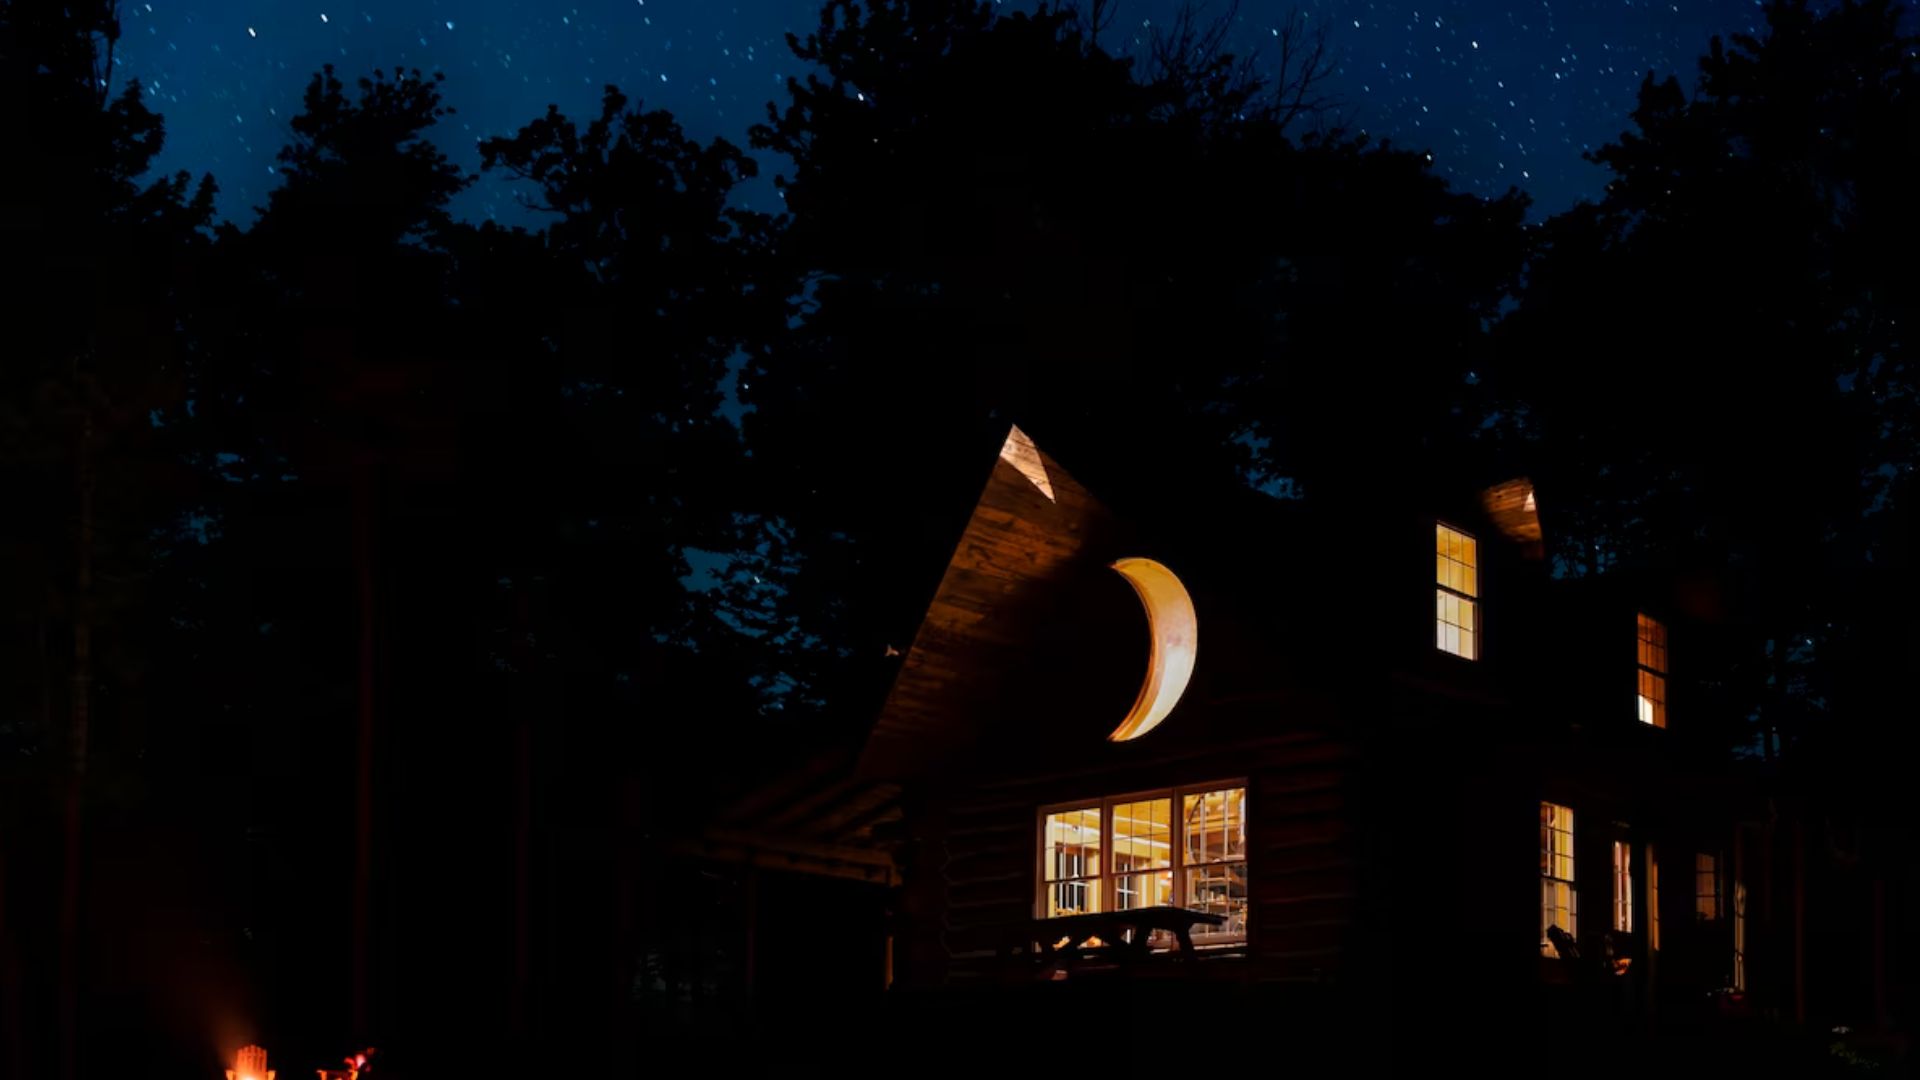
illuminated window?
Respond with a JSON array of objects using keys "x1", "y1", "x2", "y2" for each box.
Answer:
[
  {"x1": 1042, "y1": 807, "x2": 1103, "y2": 917},
  {"x1": 1695, "y1": 852, "x2": 1721, "y2": 921},
  {"x1": 1541, "y1": 802, "x2": 1577, "y2": 957},
  {"x1": 1612, "y1": 840, "x2": 1634, "y2": 934},
  {"x1": 1111, "y1": 797, "x2": 1174, "y2": 911},
  {"x1": 1648, "y1": 844, "x2": 1661, "y2": 953},
  {"x1": 1436, "y1": 524, "x2": 1479, "y2": 659},
  {"x1": 1038, "y1": 784, "x2": 1247, "y2": 946},
  {"x1": 1637, "y1": 614, "x2": 1669, "y2": 728},
  {"x1": 1181, "y1": 788, "x2": 1248, "y2": 944}
]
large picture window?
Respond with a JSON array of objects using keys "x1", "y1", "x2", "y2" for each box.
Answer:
[
  {"x1": 1040, "y1": 784, "x2": 1248, "y2": 945},
  {"x1": 1436, "y1": 523, "x2": 1480, "y2": 659}
]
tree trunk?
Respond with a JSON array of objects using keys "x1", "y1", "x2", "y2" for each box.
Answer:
[
  {"x1": 507, "y1": 582, "x2": 534, "y2": 1061},
  {"x1": 1873, "y1": 873, "x2": 1887, "y2": 1031},
  {"x1": 0, "y1": 828, "x2": 25, "y2": 1080},
  {"x1": 351, "y1": 464, "x2": 377, "y2": 1043},
  {"x1": 1793, "y1": 815, "x2": 1806, "y2": 1024},
  {"x1": 57, "y1": 386, "x2": 93, "y2": 1080}
]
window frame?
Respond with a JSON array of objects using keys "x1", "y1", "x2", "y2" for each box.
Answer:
[
  {"x1": 1435, "y1": 521, "x2": 1481, "y2": 661},
  {"x1": 1611, "y1": 838, "x2": 1634, "y2": 935},
  {"x1": 1733, "y1": 877, "x2": 1748, "y2": 991},
  {"x1": 1541, "y1": 801, "x2": 1577, "y2": 958},
  {"x1": 1695, "y1": 851, "x2": 1722, "y2": 922},
  {"x1": 1036, "y1": 780, "x2": 1250, "y2": 944},
  {"x1": 1647, "y1": 842, "x2": 1661, "y2": 953},
  {"x1": 1637, "y1": 613, "x2": 1670, "y2": 728}
]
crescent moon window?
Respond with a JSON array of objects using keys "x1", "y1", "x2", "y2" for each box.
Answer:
[{"x1": 1107, "y1": 557, "x2": 1198, "y2": 742}]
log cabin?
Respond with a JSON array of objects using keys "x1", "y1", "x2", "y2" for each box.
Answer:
[{"x1": 674, "y1": 419, "x2": 1897, "y2": 1071}]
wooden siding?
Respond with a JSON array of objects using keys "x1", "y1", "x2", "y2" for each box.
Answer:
[{"x1": 859, "y1": 435, "x2": 1119, "y2": 778}]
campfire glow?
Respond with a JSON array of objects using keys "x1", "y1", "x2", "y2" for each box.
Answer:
[
  {"x1": 225, "y1": 1045, "x2": 275, "y2": 1080},
  {"x1": 316, "y1": 1047, "x2": 375, "y2": 1080}
]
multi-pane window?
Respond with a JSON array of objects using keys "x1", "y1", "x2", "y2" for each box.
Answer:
[
  {"x1": 1637, "y1": 614, "x2": 1669, "y2": 728},
  {"x1": 1541, "y1": 802, "x2": 1577, "y2": 957},
  {"x1": 1110, "y1": 797, "x2": 1174, "y2": 911},
  {"x1": 1648, "y1": 844, "x2": 1661, "y2": 953},
  {"x1": 1039, "y1": 784, "x2": 1248, "y2": 945},
  {"x1": 1041, "y1": 807, "x2": 1102, "y2": 917},
  {"x1": 1436, "y1": 524, "x2": 1480, "y2": 659},
  {"x1": 1181, "y1": 788, "x2": 1249, "y2": 942},
  {"x1": 1695, "y1": 852, "x2": 1721, "y2": 921},
  {"x1": 1612, "y1": 840, "x2": 1634, "y2": 934}
]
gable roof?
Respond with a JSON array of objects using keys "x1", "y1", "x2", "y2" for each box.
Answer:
[{"x1": 856, "y1": 425, "x2": 1120, "y2": 779}]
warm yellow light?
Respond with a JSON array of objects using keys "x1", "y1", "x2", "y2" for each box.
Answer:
[
  {"x1": 225, "y1": 1044, "x2": 273, "y2": 1080},
  {"x1": 998, "y1": 424, "x2": 1055, "y2": 502},
  {"x1": 1107, "y1": 557, "x2": 1198, "y2": 742}
]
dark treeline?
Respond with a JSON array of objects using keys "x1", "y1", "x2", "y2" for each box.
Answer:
[{"x1": 2, "y1": 0, "x2": 1916, "y2": 1075}]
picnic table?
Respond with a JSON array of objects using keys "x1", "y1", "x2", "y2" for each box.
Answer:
[{"x1": 1006, "y1": 906, "x2": 1226, "y2": 977}]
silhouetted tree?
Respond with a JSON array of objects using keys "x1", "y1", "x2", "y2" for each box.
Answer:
[
  {"x1": 1491, "y1": 0, "x2": 1920, "y2": 764},
  {"x1": 0, "y1": 3, "x2": 211, "y2": 1077},
  {"x1": 744, "y1": 0, "x2": 1526, "y2": 709},
  {"x1": 472, "y1": 85, "x2": 803, "y2": 727}
]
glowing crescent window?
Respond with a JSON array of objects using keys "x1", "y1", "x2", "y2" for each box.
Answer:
[{"x1": 1108, "y1": 557, "x2": 1198, "y2": 742}]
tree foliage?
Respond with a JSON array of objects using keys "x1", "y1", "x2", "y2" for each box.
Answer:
[
  {"x1": 1491, "y1": 0, "x2": 1920, "y2": 762},
  {"x1": 742, "y1": 0, "x2": 1525, "y2": 688},
  {"x1": 6, "y1": 0, "x2": 1919, "y2": 1072}
]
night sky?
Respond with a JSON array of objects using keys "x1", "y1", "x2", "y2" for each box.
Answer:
[{"x1": 114, "y1": 0, "x2": 1768, "y2": 222}]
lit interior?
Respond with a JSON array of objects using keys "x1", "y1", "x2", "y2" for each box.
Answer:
[
  {"x1": 1612, "y1": 839, "x2": 1634, "y2": 934},
  {"x1": 1040, "y1": 786, "x2": 1248, "y2": 945},
  {"x1": 1540, "y1": 802, "x2": 1576, "y2": 957},
  {"x1": 1637, "y1": 613, "x2": 1668, "y2": 728},
  {"x1": 1436, "y1": 524, "x2": 1479, "y2": 660},
  {"x1": 997, "y1": 424, "x2": 1056, "y2": 503},
  {"x1": 1107, "y1": 557, "x2": 1198, "y2": 742},
  {"x1": 1648, "y1": 844, "x2": 1661, "y2": 952}
]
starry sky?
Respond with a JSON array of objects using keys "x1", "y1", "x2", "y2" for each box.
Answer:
[{"x1": 112, "y1": 0, "x2": 1770, "y2": 223}]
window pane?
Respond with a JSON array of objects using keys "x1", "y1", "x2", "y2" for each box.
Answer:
[
  {"x1": 1042, "y1": 806, "x2": 1101, "y2": 916},
  {"x1": 1183, "y1": 788, "x2": 1248, "y2": 942},
  {"x1": 1637, "y1": 613, "x2": 1668, "y2": 673},
  {"x1": 1436, "y1": 524, "x2": 1479, "y2": 598},
  {"x1": 1695, "y1": 853, "x2": 1720, "y2": 920},
  {"x1": 1541, "y1": 802, "x2": 1575, "y2": 881},
  {"x1": 1637, "y1": 669, "x2": 1667, "y2": 728},
  {"x1": 1437, "y1": 590, "x2": 1478, "y2": 660},
  {"x1": 1046, "y1": 878, "x2": 1099, "y2": 918},
  {"x1": 1111, "y1": 797, "x2": 1172, "y2": 872},
  {"x1": 1542, "y1": 879, "x2": 1578, "y2": 956},
  {"x1": 1185, "y1": 861, "x2": 1248, "y2": 939},
  {"x1": 1648, "y1": 844, "x2": 1661, "y2": 952},
  {"x1": 1182, "y1": 788, "x2": 1247, "y2": 864},
  {"x1": 1114, "y1": 869, "x2": 1174, "y2": 912},
  {"x1": 1541, "y1": 802, "x2": 1577, "y2": 955},
  {"x1": 1612, "y1": 840, "x2": 1633, "y2": 934},
  {"x1": 1043, "y1": 806, "x2": 1102, "y2": 881}
]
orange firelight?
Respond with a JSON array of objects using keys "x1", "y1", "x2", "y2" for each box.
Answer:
[{"x1": 226, "y1": 1044, "x2": 275, "y2": 1080}]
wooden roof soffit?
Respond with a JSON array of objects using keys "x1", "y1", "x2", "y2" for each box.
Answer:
[
  {"x1": 1481, "y1": 476, "x2": 1545, "y2": 559},
  {"x1": 856, "y1": 424, "x2": 1116, "y2": 779}
]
